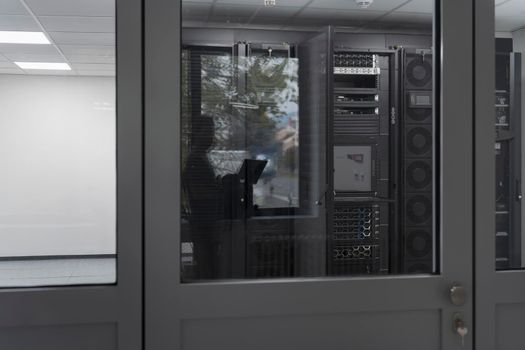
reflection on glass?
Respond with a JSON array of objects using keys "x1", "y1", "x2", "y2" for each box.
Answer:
[
  {"x1": 493, "y1": 0, "x2": 525, "y2": 269},
  {"x1": 181, "y1": 0, "x2": 435, "y2": 281},
  {"x1": 494, "y1": 51, "x2": 522, "y2": 269},
  {"x1": 193, "y1": 53, "x2": 300, "y2": 209}
]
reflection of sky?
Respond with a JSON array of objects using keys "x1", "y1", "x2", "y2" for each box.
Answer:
[
  {"x1": 268, "y1": 58, "x2": 299, "y2": 127},
  {"x1": 274, "y1": 104, "x2": 298, "y2": 128}
]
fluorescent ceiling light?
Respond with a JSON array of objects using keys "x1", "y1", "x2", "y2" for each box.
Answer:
[
  {"x1": 0, "y1": 31, "x2": 50, "y2": 44},
  {"x1": 15, "y1": 62, "x2": 71, "y2": 70}
]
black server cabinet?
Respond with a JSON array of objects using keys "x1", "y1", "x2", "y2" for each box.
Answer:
[
  {"x1": 399, "y1": 48, "x2": 434, "y2": 274},
  {"x1": 328, "y1": 48, "x2": 398, "y2": 275},
  {"x1": 495, "y1": 52, "x2": 522, "y2": 270}
]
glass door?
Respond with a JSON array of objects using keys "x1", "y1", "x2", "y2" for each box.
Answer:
[
  {"x1": 475, "y1": 0, "x2": 525, "y2": 349},
  {"x1": 0, "y1": 0, "x2": 142, "y2": 348},
  {"x1": 145, "y1": 0, "x2": 475, "y2": 348}
]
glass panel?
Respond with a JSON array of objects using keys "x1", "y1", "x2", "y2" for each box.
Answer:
[
  {"x1": 0, "y1": 0, "x2": 116, "y2": 287},
  {"x1": 181, "y1": 0, "x2": 436, "y2": 281},
  {"x1": 495, "y1": 3, "x2": 525, "y2": 270}
]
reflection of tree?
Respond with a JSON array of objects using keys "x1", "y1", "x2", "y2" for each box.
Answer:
[
  {"x1": 199, "y1": 54, "x2": 298, "y2": 155},
  {"x1": 182, "y1": 49, "x2": 300, "y2": 208},
  {"x1": 246, "y1": 56, "x2": 295, "y2": 155}
]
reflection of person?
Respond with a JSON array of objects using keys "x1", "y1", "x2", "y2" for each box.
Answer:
[{"x1": 182, "y1": 116, "x2": 223, "y2": 279}]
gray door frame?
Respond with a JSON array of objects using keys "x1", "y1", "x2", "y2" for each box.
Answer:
[
  {"x1": 474, "y1": 1, "x2": 525, "y2": 349},
  {"x1": 144, "y1": 0, "x2": 474, "y2": 349},
  {"x1": 474, "y1": 1, "x2": 496, "y2": 348},
  {"x1": 0, "y1": 0, "x2": 143, "y2": 349}
]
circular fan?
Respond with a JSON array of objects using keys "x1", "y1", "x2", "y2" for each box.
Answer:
[
  {"x1": 406, "y1": 229, "x2": 432, "y2": 258},
  {"x1": 406, "y1": 195, "x2": 432, "y2": 225},
  {"x1": 407, "y1": 107, "x2": 432, "y2": 122},
  {"x1": 407, "y1": 160, "x2": 432, "y2": 190},
  {"x1": 407, "y1": 127, "x2": 432, "y2": 156},
  {"x1": 406, "y1": 56, "x2": 432, "y2": 88}
]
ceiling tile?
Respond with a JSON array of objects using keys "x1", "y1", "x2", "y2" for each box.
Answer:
[
  {"x1": 395, "y1": 0, "x2": 433, "y2": 14},
  {"x1": 24, "y1": 0, "x2": 114, "y2": 17},
  {"x1": 382, "y1": 11, "x2": 432, "y2": 26},
  {"x1": 309, "y1": 0, "x2": 408, "y2": 11},
  {"x1": 300, "y1": 8, "x2": 383, "y2": 21},
  {"x1": 496, "y1": 0, "x2": 525, "y2": 17},
  {"x1": 2, "y1": 52, "x2": 63, "y2": 61},
  {"x1": 71, "y1": 63, "x2": 114, "y2": 70},
  {"x1": 0, "y1": 61, "x2": 17, "y2": 68},
  {"x1": 39, "y1": 16, "x2": 115, "y2": 33},
  {"x1": 183, "y1": 3, "x2": 212, "y2": 21},
  {"x1": 216, "y1": 0, "x2": 310, "y2": 6},
  {"x1": 496, "y1": 16, "x2": 525, "y2": 32},
  {"x1": 66, "y1": 54, "x2": 115, "y2": 64},
  {"x1": 49, "y1": 32, "x2": 114, "y2": 46},
  {"x1": 59, "y1": 44, "x2": 115, "y2": 56},
  {"x1": 208, "y1": 15, "x2": 254, "y2": 25},
  {"x1": 77, "y1": 70, "x2": 115, "y2": 76},
  {"x1": 256, "y1": 6, "x2": 302, "y2": 17},
  {"x1": 0, "y1": 67, "x2": 24, "y2": 74},
  {"x1": 0, "y1": 1, "x2": 120, "y2": 71},
  {"x1": 0, "y1": 15, "x2": 40, "y2": 31},
  {"x1": 0, "y1": 43, "x2": 59, "y2": 54},
  {"x1": 23, "y1": 69, "x2": 75, "y2": 75},
  {"x1": 213, "y1": 5, "x2": 260, "y2": 17},
  {"x1": 0, "y1": 0, "x2": 29, "y2": 15}
]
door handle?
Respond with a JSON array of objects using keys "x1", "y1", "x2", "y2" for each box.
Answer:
[{"x1": 449, "y1": 283, "x2": 466, "y2": 306}]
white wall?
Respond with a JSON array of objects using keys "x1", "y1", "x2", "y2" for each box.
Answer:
[{"x1": 0, "y1": 74, "x2": 116, "y2": 257}]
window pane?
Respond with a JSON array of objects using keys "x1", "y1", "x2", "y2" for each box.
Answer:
[
  {"x1": 181, "y1": 0, "x2": 436, "y2": 281},
  {"x1": 0, "y1": 0, "x2": 116, "y2": 287},
  {"x1": 495, "y1": 3, "x2": 525, "y2": 270}
]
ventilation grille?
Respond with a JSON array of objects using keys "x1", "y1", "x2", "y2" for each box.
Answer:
[
  {"x1": 333, "y1": 206, "x2": 380, "y2": 241},
  {"x1": 333, "y1": 245, "x2": 378, "y2": 261},
  {"x1": 334, "y1": 117, "x2": 380, "y2": 135},
  {"x1": 330, "y1": 205, "x2": 381, "y2": 275},
  {"x1": 334, "y1": 53, "x2": 377, "y2": 68}
]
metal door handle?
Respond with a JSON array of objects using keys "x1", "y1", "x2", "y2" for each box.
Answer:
[{"x1": 450, "y1": 283, "x2": 466, "y2": 306}]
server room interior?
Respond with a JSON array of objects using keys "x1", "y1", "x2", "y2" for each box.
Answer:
[{"x1": 180, "y1": 1, "x2": 520, "y2": 281}]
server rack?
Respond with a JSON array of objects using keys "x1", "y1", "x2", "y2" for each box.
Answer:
[
  {"x1": 182, "y1": 33, "x2": 444, "y2": 279},
  {"x1": 327, "y1": 48, "x2": 398, "y2": 275}
]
